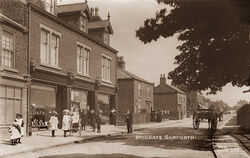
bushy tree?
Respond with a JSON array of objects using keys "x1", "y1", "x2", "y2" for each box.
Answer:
[{"x1": 136, "y1": 0, "x2": 250, "y2": 94}]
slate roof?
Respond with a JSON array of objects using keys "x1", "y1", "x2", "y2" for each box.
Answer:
[
  {"x1": 88, "y1": 20, "x2": 113, "y2": 34},
  {"x1": 57, "y1": 3, "x2": 88, "y2": 13},
  {"x1": 154, "y1": 83, "x2": 185, "y2": 94},
  {"x1": 117, "y1": 68, "x2": 153, "y2": 85}
]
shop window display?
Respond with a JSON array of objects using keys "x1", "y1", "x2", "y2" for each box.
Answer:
[{"x1": 31, "y1": 85, "x2": 56, "y2": 129}]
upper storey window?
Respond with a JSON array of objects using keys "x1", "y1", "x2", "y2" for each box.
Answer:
[
  {"x1": 80, "y1": 16, "x2": 88, "y2": 33},
  {"x1": 44, "y1": 0, "x2": 55, "y2": 15},
  {"x1": 1, "y1": 31, "x2": 14, "y2": 68}
]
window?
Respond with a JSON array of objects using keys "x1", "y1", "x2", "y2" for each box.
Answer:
[
  {"x1": 44, "y1": 0, "x2": 55, "y2": 14},
  {"x1": 147, "y1": 87, "x2": 150, "y2": 98},
  {"x1": 40, "y1": 25, "x2": 60, "y2": 67},
  {"x1": 102, "y1": 55, "x2": 111, "y2": 82},
  {"x1": 0, "y1": 86, "x2": 22, "y2": 125},
  {"x1": 104, "y1": 32, "x2": 109, "y2": 45},
  {"x1": 138, "y1": 84, "x2": 142, "y2": 97},
  {"x1": 77, "y1": 44, "x2": 90, "y2": 76},
  {"x1": 80, "y1": 16, "x2": 87, "y2": 33},
  {"x1": 1, "y1": 31, "x2": 14, "y2": 68}
]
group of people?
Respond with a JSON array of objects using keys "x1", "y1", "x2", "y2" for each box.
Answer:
[
  {"x1": 9, "y1": 114, "x2": 24, "y2": 145},
  {"x1": 49, "y1": 108, "x2": 104, "y2": 137}
]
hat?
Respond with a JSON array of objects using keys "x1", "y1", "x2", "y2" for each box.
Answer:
[{"x1": 52, "y1": 111, "x2": 58, "y2": 115}]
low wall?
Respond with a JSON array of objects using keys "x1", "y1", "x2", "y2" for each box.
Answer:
[
  {"x1": 237, "y1": 104, "x2": 250, "y2": 131},
  {"x1": 116, "y1": 113, "x2": 150, "y2": 125}
]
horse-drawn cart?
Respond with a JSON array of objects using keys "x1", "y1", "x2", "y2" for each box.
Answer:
[{"x1": 193, "y1": 109, "x2": 218, "y2": 130}]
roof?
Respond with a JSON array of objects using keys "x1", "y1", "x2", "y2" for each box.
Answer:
[
  {"x1": 88, "y1": 20, "x2": 113, "y2": 34},
  {"x1": 154, "y1": 83, "x2": 185, "y2": 94},
  {"x1": 117, "y1": 68, "x2": 153, "y2": 85},
  {"x1": 57, "y1": 3, "x2": 88, "y2": 13},
  {"x1": 57, "y1": 3, "x2": 92, "y2": 20},
  {"x1": 28, "y1": 3, "x2": 118, "y2": 54},
  {"x1": 166, "y1": 84, "x2": 185, "y2": 94}
]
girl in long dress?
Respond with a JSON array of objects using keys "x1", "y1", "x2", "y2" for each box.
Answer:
[
  {"x1": 9, "y1": 120, "x2": 21, "y2": 145},
  {"x1": 15, "y1": 114, "x2": 24, "y2": 143},
  {"x1": 49, "y1": 112, "x2": 59, "y2": 137},
  {"x1": 62, "y1": 112, "x2": 71, "y2": 137}
]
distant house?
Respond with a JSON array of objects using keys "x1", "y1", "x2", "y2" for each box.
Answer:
[
  {"x1": 117, "y1": 57, "x2": 154, "y2": 124},
  {"x1": 154, "y1": 74, "x2": 187, "y2": 120},
  {"x1": 174, "y1": 84, "x2": 206, "y2": 116}
]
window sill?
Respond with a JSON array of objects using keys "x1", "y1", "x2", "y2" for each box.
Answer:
[
  {"x1": 0, "y1": 66, "x2": 18, "y2": 73},
  {"x1": 40, "y1": 63, "x2": 62, "y2": 71},
  {"x1": 77, "y1": 73, "x2": 91, "y2": 78},
  {"x1": 101, "y1": 80, "x2": 112, "y2": 84}
]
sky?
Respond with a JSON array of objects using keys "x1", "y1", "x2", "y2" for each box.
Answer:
[{"x1": 58, "y1": 0, "x2": 250, "y2": 107}]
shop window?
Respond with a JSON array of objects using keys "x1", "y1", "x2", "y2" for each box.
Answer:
[
  {"x1": 0, "y1": 86, "x2": 22, "y2": 125},
  {"x1": 71, "y1": 90, "x2": 87, "y2": 112},
  {"x1": 31, "y1": 85, "x2": 56, "y2": 127}
]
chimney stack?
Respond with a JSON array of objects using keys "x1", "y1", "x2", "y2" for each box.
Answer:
[
  {"x1": 90, "y1": 8, "x2": 94, "y2": 16},
  {"x1": 95, "y1": 7, "x2": 99, "y2": 16},
  {"x1": 160, "y1": 74, "x2": 166, "y2": 85},
  {"x1": 118, "y1": 56, "x2": 125, "y2": 70}
]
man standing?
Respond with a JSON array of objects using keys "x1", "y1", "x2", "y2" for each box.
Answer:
[
  {"x1": 96, "y1": 110, "x2": 102, "y2": 133},
  {"x1": 90, "y1": 109, "x2": 96, "y2": 132},
  {"x1": 125, "y1": 110, "x2": 133, "y2": 133},
  {"x1": 110, "y1": 107, "x2": 116, "y2": 125}
]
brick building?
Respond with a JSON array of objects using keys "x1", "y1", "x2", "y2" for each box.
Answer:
[
  {"x1": 117, "y1": 57, "x2": 154, "y2": 124},
  {"x1": 154, "y1": 74, "x2": 187, "y2": 120},
  {"x1": 174, "y1": 84, "x2": 206, "y2": 116},
  {"x1": 0, "y1": 0, "x2": 118, "y2": 135},
  {"x1": 0, "y1": 0, "x2": 29, "y2": 136}
]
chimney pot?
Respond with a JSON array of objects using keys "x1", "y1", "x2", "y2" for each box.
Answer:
[
  {"x1": 118, "y1": 56, "x2": 125, "y2": 70},
  {"x1": 160, "y1": 74, "x2": 166, "y2": 85}
]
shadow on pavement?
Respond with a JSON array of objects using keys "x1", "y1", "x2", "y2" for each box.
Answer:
[
  {"x1": 78, "y1": 127, "x2": 213, "y2": 151},
  {"x1": 41, "y1": 153, "x2": 143, "y2": 158}
]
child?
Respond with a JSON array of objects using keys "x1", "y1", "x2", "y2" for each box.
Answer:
[
  {"x1": 62, "y1": 111, "x2": 71, "y2": 137},
  {"x1": 15, "y1": 114, "x2": 24, "y2": 143},
  {"x1": 9, "y1": 120, "x2": 21, "y2": 145},
  {"x1": 49, "y1": 111, "x2": 59, "y2": 137}
]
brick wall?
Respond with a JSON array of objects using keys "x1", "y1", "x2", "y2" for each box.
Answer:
[
  {"x1": 0, "y1": 0, "x2": 28, "y2": 27},
  {"x1": 29, "y1": 8, "x2": 117, "y2": 86},
  {"x1": 88, "y1": 29, "x2": 104, "y2": 43},
  {"x1": 0, "y1": 23, "x2": 28, "y2": 75},
  {"x1": 134, "y1": 80, "x2": 153, "y2": 114},
  {"x1": 117, "y1": 79, "x2": 134, "y2": 114},
  {"x1": 57, "y1": 13, "x2": 80, "y2": 29}
]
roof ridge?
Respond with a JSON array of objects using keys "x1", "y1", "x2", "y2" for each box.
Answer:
[{"x1": 57, "y1": 2, "x2": 87, "y2": 7}]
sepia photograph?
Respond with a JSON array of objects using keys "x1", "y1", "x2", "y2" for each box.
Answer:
[{"x1": 0, "y1": 0, "x2": 249, "y2": 157}]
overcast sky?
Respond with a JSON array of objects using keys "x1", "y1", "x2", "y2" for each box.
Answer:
[{"x1": 58, "y1": 0, "x2": 250, "y2": 107}]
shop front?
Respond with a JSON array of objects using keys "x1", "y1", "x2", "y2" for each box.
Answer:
[
  {"x1": 30, "y1": 84, "x2": 56, "y2": 130},
  {"x1": 70, "y1": 89, "x2": 88, "y2": 112},
  {"x1": 97, "y1": 93, "x2": 111, "y2": 124},
  {"x1": 0, "y1": 78, "x2": 28, "y2": 138}
]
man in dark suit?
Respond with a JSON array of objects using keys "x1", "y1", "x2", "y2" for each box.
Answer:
[{"x1": 125, "y1": 110, "x2": 133, "y2": 133}]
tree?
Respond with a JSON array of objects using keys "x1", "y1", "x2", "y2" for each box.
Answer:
[{"x1": 136, "y1": 0, "x2": 250, "y2": 94}]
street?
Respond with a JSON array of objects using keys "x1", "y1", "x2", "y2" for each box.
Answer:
[{"x1": 9, "y1": 116, "x2": 233, "y2": 158}]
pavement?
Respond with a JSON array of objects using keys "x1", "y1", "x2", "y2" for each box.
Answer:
[
  {"x1": 0, "y1": 118, "x2": 191, "y2": 158},
  {"x1": 212, "y1": 114, "x2": 250, "y2": 158}
]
